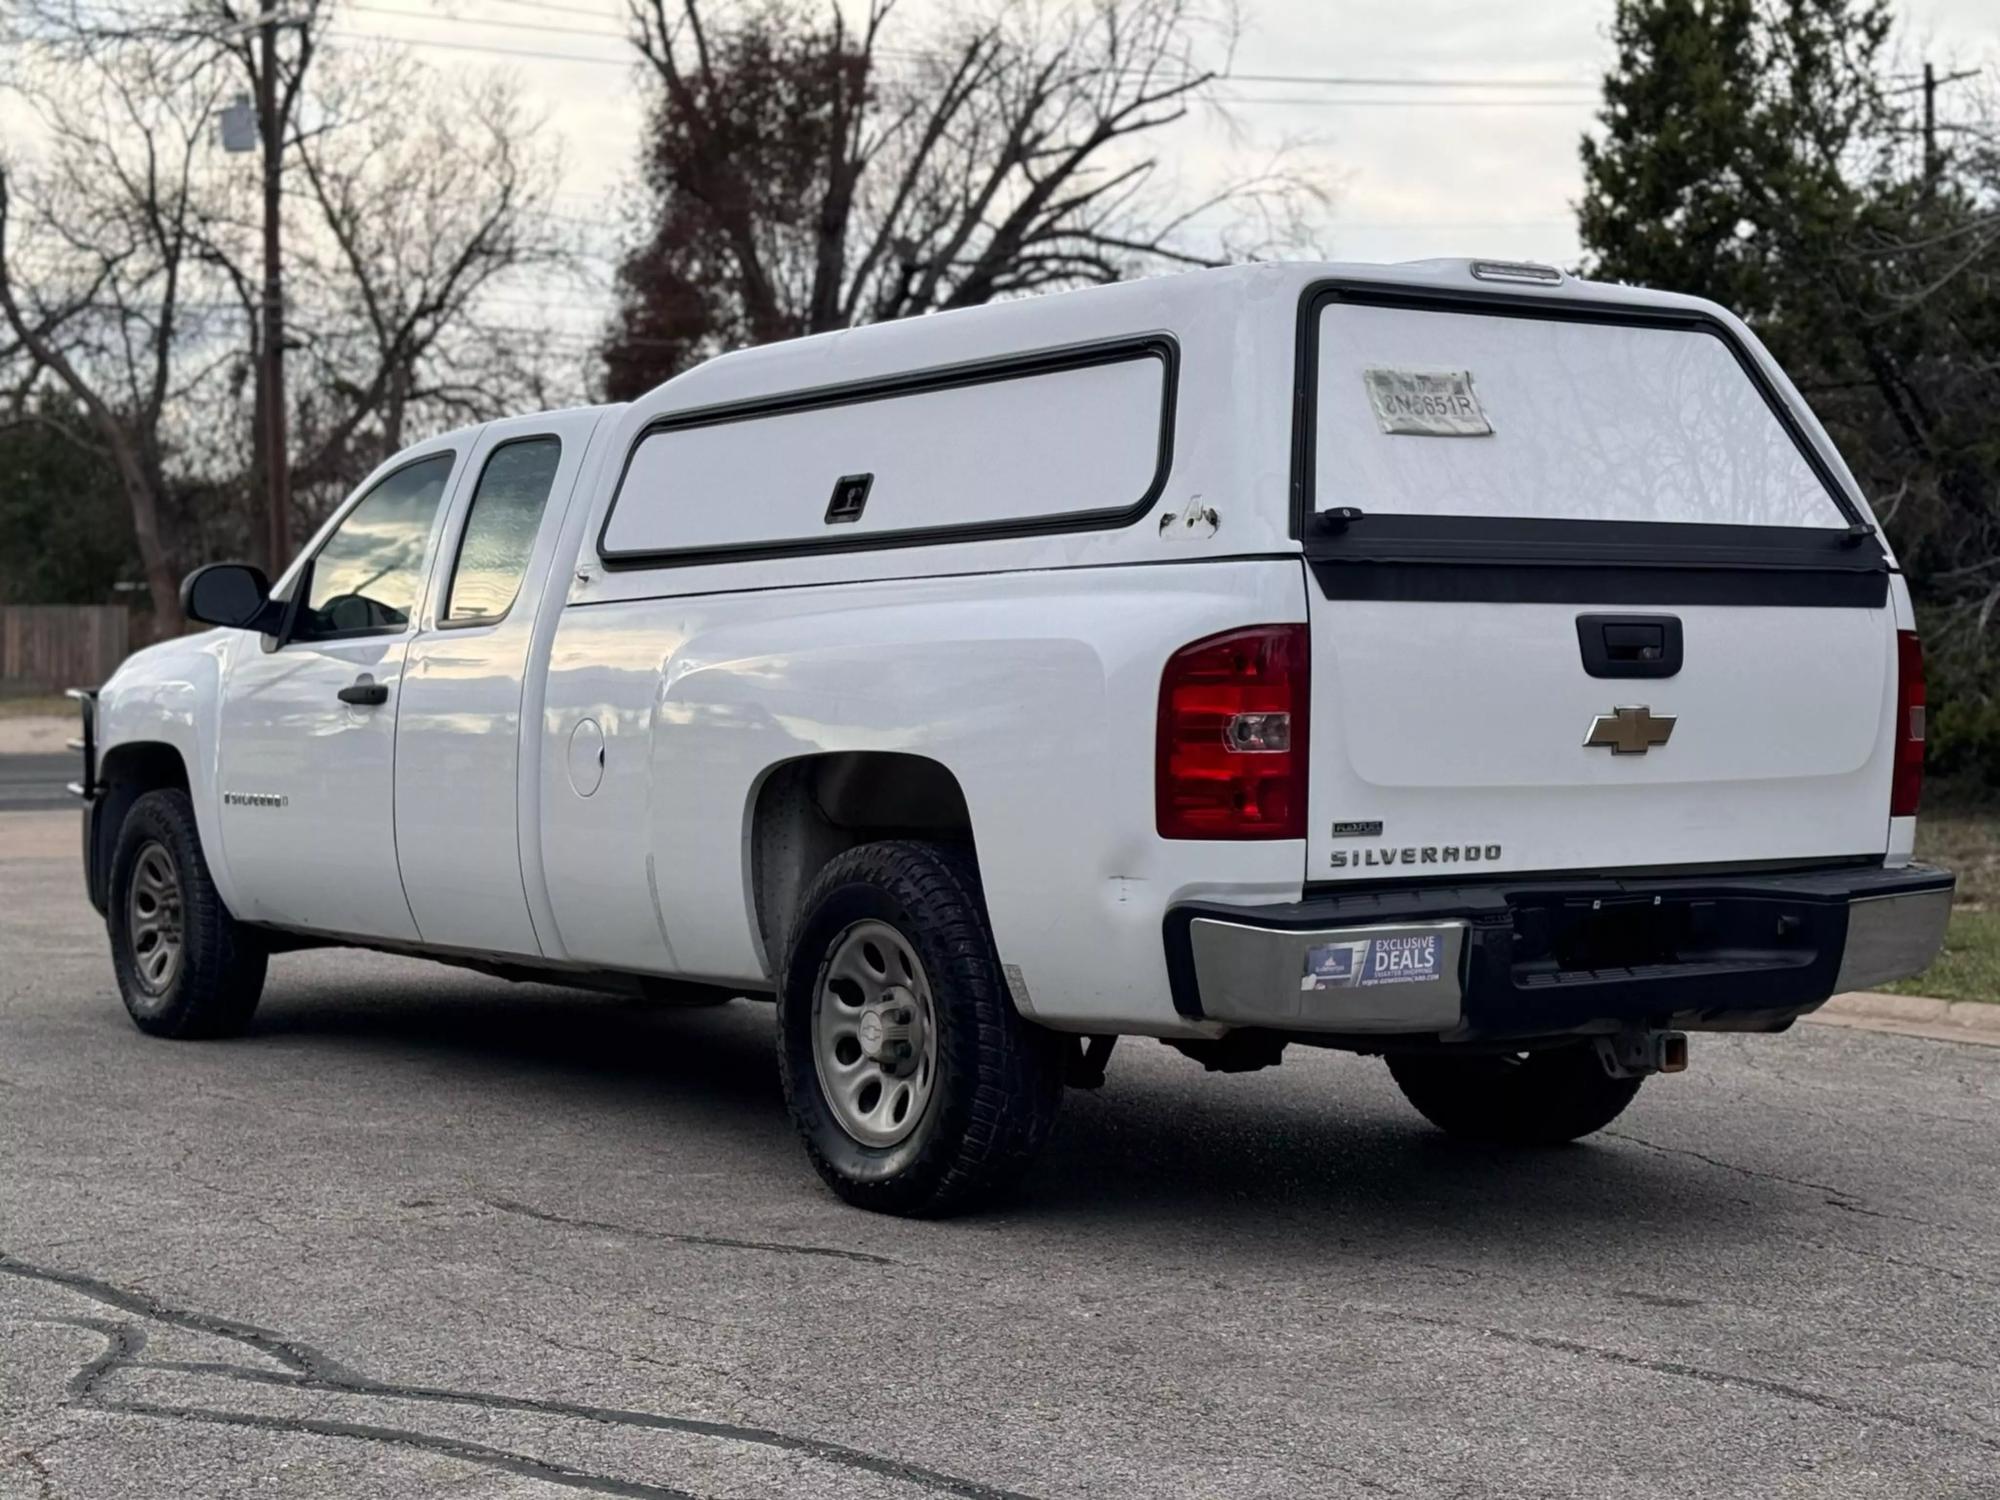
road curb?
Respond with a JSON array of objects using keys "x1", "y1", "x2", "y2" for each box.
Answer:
[
  {"x1": 1825, "y1": 990, "x2": 2000, "y2": 1030},
  {"x1": 1805, "y1": 991, "x2": 2000, "y2": 1048}
]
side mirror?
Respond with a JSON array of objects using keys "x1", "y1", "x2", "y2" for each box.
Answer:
[{"x1": 181, "y1": 562, "x2": 281, "y2": 632}]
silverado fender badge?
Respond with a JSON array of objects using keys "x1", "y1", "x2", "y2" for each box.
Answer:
[
  {"x1": 1330, "y1": 844, "x2": 1500, "y2": 869},
  {"x1": 1584, "y1": 705, "x2": 1676, "y2": 755}
]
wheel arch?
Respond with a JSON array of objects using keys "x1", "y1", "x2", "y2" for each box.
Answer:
[
  {"x1": 88, "y1": 632, "x2": 234, "y2": 916},
  {"x1": 746, "y1": 751, "x2": 975, "y2": 976},
  {"x1": 88, "y1": 740, "x2": 193, "y2": 914}
]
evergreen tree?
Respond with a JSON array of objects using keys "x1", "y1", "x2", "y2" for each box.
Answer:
[
  {"x1": 1580, "y1": 0, "x2": 1896, "y2": 362},
  {"x1": 1578, "y1": 0, "x2": 2000, "y2": 782},
  {"x1": 0, "y1": 398, "x2": 135, "y2": 605},
  {"x1": 1578, "y1": 0, "x2": 1774, "y2": 318}
]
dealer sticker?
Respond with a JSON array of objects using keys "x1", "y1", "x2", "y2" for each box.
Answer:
[
  {"x1": 1302, "y1": 932, "x2": 1445, "y2": 991},
  {"x1": 1362, "y1": 367, "x2": 1493, "y2": 437}
]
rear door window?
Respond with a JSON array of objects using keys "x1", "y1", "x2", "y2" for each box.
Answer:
[
  {"x1": 1312, "y1": 300, "x2": 1849, "y2": 529},
  {"x1": 443, "y1": 436, "x2": 562, "y2": 623}
]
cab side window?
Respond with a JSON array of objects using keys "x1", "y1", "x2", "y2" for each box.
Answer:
[
  {"x1": 293, "y1": 454, "x2": 455, "y2": 641},
  {"x1": 443, "y1": 437, "x2": 562, "y2": 624}
]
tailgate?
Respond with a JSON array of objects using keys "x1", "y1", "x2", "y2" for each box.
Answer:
[
  {"x1": 1306, "y1": 599, "x2": 1894, "y2": 878},
  {"x1": 1296, "y1": 282, "x2": 1895, "y2": 882}
]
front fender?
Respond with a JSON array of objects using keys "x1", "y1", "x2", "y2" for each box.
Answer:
[{"x1": 92, "y1": 629, "x2": 240, "y2": 913}]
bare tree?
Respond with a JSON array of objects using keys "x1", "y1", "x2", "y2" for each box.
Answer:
[
  {"x1": 7, "y1": 0, "x2": 333, "y2": 571},
  {"x1": 605, "y1": 0, "x2": 1318, "y2": 394},
  {"x1": 0, "y1": 42, "x2": 231, "y2": 636},
  {"x1": 1, "y1": 7, "x2": 575, "y2": 621},
  {"x1": 1844, "y1": 86, "x2": 2000, "y2": 654},
  {"x1": 269, "y1": 48, "x2": 572, "y2": 514}
]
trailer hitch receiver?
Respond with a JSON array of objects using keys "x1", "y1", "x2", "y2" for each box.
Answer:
[{"x1": 1594, "y1": 1027, "x2": 1689, "y2": 1079}]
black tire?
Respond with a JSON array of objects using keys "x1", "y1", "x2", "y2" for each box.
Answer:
[
  {"x1": 776, "y1": 840, "x2": 1063, "y2": 1217},
  {"x1": 107, "y1": 788, "x2": 267, "y2": 1039},
  {"x1": 1386, "y1": 1044, "x2": 1642, "y2": 1145}
]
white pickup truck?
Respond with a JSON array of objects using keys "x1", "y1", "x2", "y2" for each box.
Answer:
[{"x1": 73, "y1": 259, "x2": 1952, "y2": 1215}]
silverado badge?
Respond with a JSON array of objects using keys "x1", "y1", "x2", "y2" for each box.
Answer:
[{"x1": 1584, "y1": 705, "x2": 1676, "y2": 755}]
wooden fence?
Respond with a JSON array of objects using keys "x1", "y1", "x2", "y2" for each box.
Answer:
[{"x1": 1, "y1": 606, "x2": 132, "y2": 693}]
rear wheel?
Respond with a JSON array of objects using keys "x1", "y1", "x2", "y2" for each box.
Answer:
[
  {"x1": 776, "y1": 840, "x2": 1063, "y2": 1216},
  {"x1": 1386, "y1": 1043, "x2": 1642, "y2": 1145},
  {"x1": 108, "y1": 789, "x2": 266, "y2": 1039}
]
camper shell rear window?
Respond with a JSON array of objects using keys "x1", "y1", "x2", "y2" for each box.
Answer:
[
  {"x1": 1301, "y1": 286, "x2": 1854, "y2": 532},
  {"x1": 1291, "y1": 283, "x2": 1884, "y2": 606}
]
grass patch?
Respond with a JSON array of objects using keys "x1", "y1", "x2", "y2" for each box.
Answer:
[
  {"x1": 1915, "y1": 802, "x2": 2000, "y2": 908},
  {"x1": 0, "y1": 695, "x2": 74, "y2": 719},
  {"x1": 1883, "y1": 908, "x2": 2000, "y2": 1004},
  {"x1": 1880, "y1": 804, "x2": 2000, "y2": 1003}
]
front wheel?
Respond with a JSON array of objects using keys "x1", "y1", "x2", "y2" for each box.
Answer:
[
  {"x1": 107, "y1": 788, "x2": 267, "y2": 1039},
  {"x1": 1386, "y1": 1044, "x2": 1642, "y2": 1145},
  {"x1": 776, "y1": 840, "x2": 1063, "y2": 1217}
]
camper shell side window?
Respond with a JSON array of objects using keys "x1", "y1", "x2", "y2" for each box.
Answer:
[{"x1": 596, "y1": 336, "x2": 1178, "y2": 570}]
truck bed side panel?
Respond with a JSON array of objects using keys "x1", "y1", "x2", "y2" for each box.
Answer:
[{"x1": 536, "y1": 560, "x2": 1306, "y2": 1033}]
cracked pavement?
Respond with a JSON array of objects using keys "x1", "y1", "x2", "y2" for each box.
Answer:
[{"x1": 1, "y1": 809, "x2": 1997, "y2": 1498}]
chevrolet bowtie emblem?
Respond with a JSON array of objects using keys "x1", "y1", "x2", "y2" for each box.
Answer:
[{"x1": 1584, "y1": 705, "x2": 1676, "y2": 754}]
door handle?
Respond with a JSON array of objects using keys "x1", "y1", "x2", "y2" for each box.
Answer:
[{"x1": 338, "y1": 675, "x2": 390, "y2": 706}]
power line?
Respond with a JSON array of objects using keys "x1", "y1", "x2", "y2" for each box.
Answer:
[
  {"x1": 326, "y1": 27, "x2": 1597, "y2": 109},
  {"x1": 346, "y1": 1, "x2": 625, "y2": 41},
  {"x1": 340, "y1": 2, "x2": 1598, "y2": 93},
  {"x1": 1207, "y1": 95, "x2": 1590, "y2": 108},
  {"x1": 45, "y1": 0, "x2": 1607, "y2": 96},
  {"x1": 476, "y1": 0, "x2": 627, "y2": 21},
  {"x1": 320, "y1": 26, "x2": 631, "y2": 65},
  {"x1": 540, "y1": 202, "x2": 1580, "y2": 235},
  {"x1": 1222, "y1": 73, "x2": 1592, "y2": 90}
]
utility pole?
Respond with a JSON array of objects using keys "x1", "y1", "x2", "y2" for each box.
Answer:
[
  {"x1": 1923, "y1": 61, "x2": 1937, "y2": 187},
  {"x1": 257, "y1": 9, "x2": 291, "y2": 574},
  {"x1": 1916, "y1": 62, "x2": 1979, "y2": 199}
]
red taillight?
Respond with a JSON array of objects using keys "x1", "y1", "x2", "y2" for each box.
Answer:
[
  {"x1": 1891, "y1": 629, "x2": 1925, "y2": 818},
  {"x1": 1156, "y1": 625, "x2": 1309, "y2": 839}
]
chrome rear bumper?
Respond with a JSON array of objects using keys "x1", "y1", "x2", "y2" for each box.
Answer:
[
  {"x1": 1832, "y1": 884, "x2": 1953, "y2": 994},
  {"x1": 1187, "y1": 917, "x2": 1468, "y2": 1031},
  {"x1": 1166, "y1": 863, "x2": 1955, "y2": 1041}
]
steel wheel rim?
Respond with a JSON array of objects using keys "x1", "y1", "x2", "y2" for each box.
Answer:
[
  {"x1": 127, "y1": 840, "x2": 184, "y2": 998},
  {"x1": 811, "y1": 919, "x2": 938, "y2": 1148}
]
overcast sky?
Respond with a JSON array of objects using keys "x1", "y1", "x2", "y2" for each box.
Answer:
[
  {"x1": 338, "y1": 0, "x2": 1994, "y2": 274},
  {"x1": 5, "y1": 0, "x2": 1993, "y2": 370}
]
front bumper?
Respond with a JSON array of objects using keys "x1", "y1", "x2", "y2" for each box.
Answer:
[
  {"x1": 1164, "y1": 863, "x2": 1953, "y2": 1043},
  {"x1": 66, "y1": 689, "x2": 110, "y2": 915}
]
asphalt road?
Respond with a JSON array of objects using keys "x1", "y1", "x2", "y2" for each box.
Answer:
[
  {"x1": 0, "y1": 755, "x2": 76, "y2": 812},
  {"x1": 2, "y1": 808, "x2": 1997, "y2": 1499}
]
